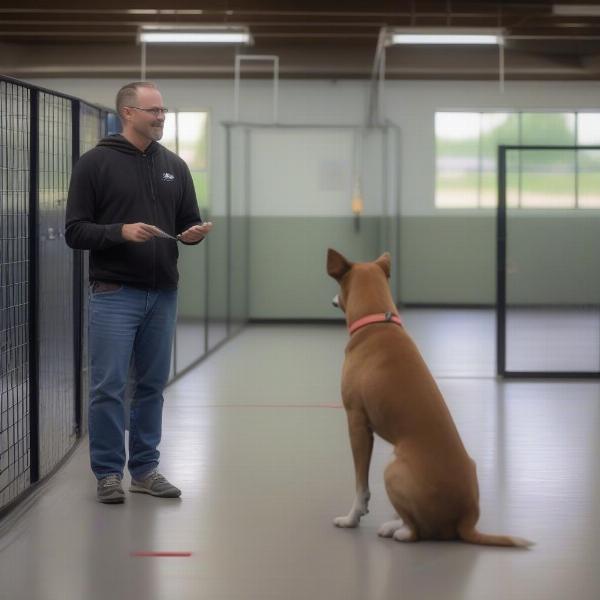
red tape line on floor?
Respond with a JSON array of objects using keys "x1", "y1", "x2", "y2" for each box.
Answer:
[
  {"x1": 131, "y1": 551, "x2": 192, "y2": 557},
  {"x1": 198, "y1": 404, "x2": 343, "y2": 409}
]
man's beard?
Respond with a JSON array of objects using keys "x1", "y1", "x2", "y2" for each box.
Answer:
[
  {"x1": 135, "y1": 123, "x2": 163, "y2": 141},
  {"x1": 149, "y1": 125, "x2": 164, "y2": 141}
]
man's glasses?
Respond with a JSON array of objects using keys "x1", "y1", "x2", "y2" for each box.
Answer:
[{"x1": 127, "y1": 106, "x2": 169, "y2": 116}]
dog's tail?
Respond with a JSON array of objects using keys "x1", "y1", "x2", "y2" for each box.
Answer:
[{"x1": 457, "y1": 522, "x2": 534, "y2": 548}]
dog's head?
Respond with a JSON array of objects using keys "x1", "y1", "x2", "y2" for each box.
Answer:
[{"x1": 326, "y1": 248, "x2": 391, "y2": 315}]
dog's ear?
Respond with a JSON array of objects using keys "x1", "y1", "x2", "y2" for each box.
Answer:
[
  {"x1": 327, "y1": 248, "x2": 352, "y2": 280},
  {"x1": 374, "y1": 252, "x2": 391, "y2": 278}
]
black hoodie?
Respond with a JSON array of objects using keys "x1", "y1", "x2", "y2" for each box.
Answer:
[{"x1": 65, "y1": 134, "x2": 203, "y2": 289}]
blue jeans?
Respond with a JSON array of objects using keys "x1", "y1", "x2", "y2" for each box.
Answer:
[{"x1": 88, "y1": 284, "x2": 177, "y2": 480}]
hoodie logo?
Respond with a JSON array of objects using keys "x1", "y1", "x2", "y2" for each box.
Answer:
[{"x1": 162, "y1": 172, "x2": 175, "y2": 182}]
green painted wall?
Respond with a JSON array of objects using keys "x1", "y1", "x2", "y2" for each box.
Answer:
[
  {"x1": 399, "y1": 216, "x2": 495, "y2": 305},
  {"x1": 248, "y1": 217, "x2": 383, "y2": 319},
  {"x1": 400, "y1": 213, "x2": 600, "y2": 306},
  {"x1": 176, "y1": 242, "x2": 207, "y2": 318},
  {"x1": 506, "y1": 214, "x2": 600, "y2": 305}
]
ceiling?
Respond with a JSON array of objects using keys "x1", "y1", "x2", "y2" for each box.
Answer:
[{"x1": 3, "y1": 1, "x2": 600, "y2": 80}]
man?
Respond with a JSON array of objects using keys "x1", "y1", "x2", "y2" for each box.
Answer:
[{"x1": 65, "y1": 81, "x2": 213, "y2": 503}]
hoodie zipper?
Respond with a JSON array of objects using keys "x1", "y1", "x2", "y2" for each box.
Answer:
[{"x1": 145, "y1": 153, "x2": 158, "y2": 289}]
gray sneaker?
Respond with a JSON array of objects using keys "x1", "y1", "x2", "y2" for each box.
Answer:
[
  {"x1": 129, "y1": 470, "x2": 181, "y2": 498},
  {"x1": 97, "y1": 474, "x2": 125, "y2": 504}
]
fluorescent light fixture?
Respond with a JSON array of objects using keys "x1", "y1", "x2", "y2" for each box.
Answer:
[
  {"x1": 392, "y1": 34, "x2": 500, "y2": 45},
  {"x1": 553, "y1": 4, "x2": 600, "y2": 16},
  {"x1": 388, "y1": 28, "x2": 503, "y2": 46},
  {"x1": 140, "y1": 32, "x2": 250, "y2": 43},
  {"x1": 139, "y1": 26, "x2": 251, "y2": 45}
]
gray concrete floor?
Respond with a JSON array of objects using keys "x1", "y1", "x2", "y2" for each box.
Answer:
[{"x1": 1, "y1": 312, "x2": 600, "y2": 600}]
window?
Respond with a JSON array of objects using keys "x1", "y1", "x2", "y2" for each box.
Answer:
[
  {"x1": 577, "y1": 114, "x2": 600, "y2": 209},
  {"x1": 161, "y1": 111, "x2": 209, "y2": 210},
  {"x1": 435, "y1": 111, "x2": 600, "y2": 209}
]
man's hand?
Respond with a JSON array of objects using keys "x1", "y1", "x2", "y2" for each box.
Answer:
[
  {"x1": 178, "y1": 222, "x2": 213, "y2": 244},
  {"x1": 121, "y1": 223, "x2": 161, "y2": 243}
]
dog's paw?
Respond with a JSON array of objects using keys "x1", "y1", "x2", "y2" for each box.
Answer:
[
  {"x1": 378, "y1": 520, "x2": 405, "y2": 538},
  {"x1": 333, "y1": 515, "x2": 360, "y2": 528},
  {"x1": 392, "y1": 527, "x2": 417, "y2": 542}
]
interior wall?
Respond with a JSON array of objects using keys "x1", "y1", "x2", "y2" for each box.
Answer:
[{"x1": 27, "y1": 77, "x2": 600, "y2": 315}]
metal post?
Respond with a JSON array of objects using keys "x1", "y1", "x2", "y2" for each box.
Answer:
[
  {"x1": 496, "y1": 145, "x2": 507, "y2": 376},
  {"x1": 367, "y1": 28, "x2": 388, "y2": 127},
  {"x1": 204, "y1": 225, "x2": 210, "y2": 352},
  {"x1": 71, "y1": 99, "x2": 82, "y2": 437},
  {"x1": 499, "y1": 41, "x2": 505, "y2": 93},
  {"x1": 273, "y1": 56, "x2": 279, "y2": 123},
  {"x1": 171, "y1": 110, "x2": 179, "y2": 374},
  {"x1": 378, "y1": 39, "x2": 386, "y2": 124},
  {"x1": 28, "y1": 89, "x2": 40, "y2": 484},
  {"x1": 234, "y1": 56, "x2": 241, "y2": 122},
  {"x1": 141, "y1": 42, "x2": 147, "y2": 80},
  {"x1": 394, "y1": 123, "x2": 402, "y2": 306},
  {"x1": 380, "y1": 128, "x2": 388, "y2": 255},
  {"x1": 225, "y1": 125, "x2": 232, "y2": 335},
  {"x1": 244, "y1": 127, "x2": 251, "y2": 322}
]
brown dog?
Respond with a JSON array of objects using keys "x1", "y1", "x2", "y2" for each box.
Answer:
[{"x1": 327, "y1": 248, "x2": 532, "y2": 547}]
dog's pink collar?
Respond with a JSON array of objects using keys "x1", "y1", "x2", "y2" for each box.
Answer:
[{"x1": 348, "y1": 311, "x2": 402, "y2": 335}]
